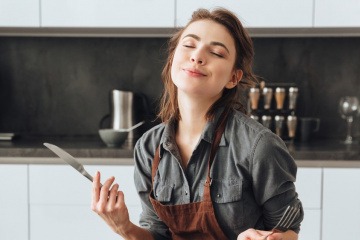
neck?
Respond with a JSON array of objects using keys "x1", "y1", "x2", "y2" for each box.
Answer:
[
  {"x1": 174, "y1": 94, "x2": 217, "y2": 167},
  {"x1": 177, "y1": 97, "x2": 211, "y2": 136},
  {"x1": 174, "y1": 99, "x2": 208, "y2": 167}
]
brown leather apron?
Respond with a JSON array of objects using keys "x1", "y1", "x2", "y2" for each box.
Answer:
[{"x1": 149, "y1": 109, "x2": 230, "y2": 240}]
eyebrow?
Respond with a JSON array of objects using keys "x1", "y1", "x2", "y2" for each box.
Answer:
[{"x1": 182, "y1": 34, "x2": 230, "y2": 54}]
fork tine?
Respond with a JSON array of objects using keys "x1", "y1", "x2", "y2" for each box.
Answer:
[
  {"x1": 273, "y1": 206, "x2": 291, "y2": 229},
  {"x1": 273, "y1": 205, "x2": 300, "y2": 232},
  {"x1": 284, "y1": 208, "x2": 300, "y2": 228},
  {"x1": 280, "y1": 206, "x2": 296, "y2": 227}
]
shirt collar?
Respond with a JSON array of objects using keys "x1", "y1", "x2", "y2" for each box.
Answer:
[
  {"x1": 159, "y1": 108, "x2": 228, "y2": 157},
  {"x1": 159, "y1": 118, "x2": 177, "y2": 157},
  {"x1": 201, "y1": 107, "x2": 228, "y2": 147}
]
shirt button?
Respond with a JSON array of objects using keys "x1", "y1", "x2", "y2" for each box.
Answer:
[
  {"x1": 185, "y1": 191, "x2": 188, "y2": 195},
  {"x1": 217, "y1": 194, "x2": 221, "y2": 198}
]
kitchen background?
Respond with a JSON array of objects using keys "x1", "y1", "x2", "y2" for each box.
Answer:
[
  {"x1": 2, "y1": 2, "x2": 360, "y2": 240},
  {"x1": 1, "y1": 36, "x2": 360, "y2": 141}
]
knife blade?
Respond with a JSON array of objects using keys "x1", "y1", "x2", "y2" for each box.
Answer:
[{"x1": 44, "y1": 142, "x2": 94, "y2": 183}]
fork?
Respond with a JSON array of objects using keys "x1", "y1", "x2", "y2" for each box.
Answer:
[{"x1": 262, "y1": 205, "x2": 301, "y2": 239}]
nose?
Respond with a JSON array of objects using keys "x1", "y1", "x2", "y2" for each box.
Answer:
[{"x1": 190, "y1": 49, "x2": 206, "y2": 65}]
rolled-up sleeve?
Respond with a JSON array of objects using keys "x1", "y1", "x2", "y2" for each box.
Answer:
[
  {"x1": 250, "y1": 130, "x2": 304, "y2": 233},
  {"x1": 133, "y1": 138, "x2": 171, "y2": 240}
]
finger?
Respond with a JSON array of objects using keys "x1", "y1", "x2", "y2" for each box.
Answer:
[
  {"x1": 99, "y1": 176, "x2": 115, "y2": 197},
  {"x1": 115, "y1": 190, "x2": 125, "y2": 208},
  {"x1": 107, "y1": 183, "x2": 119, "y2": 206},
  {"x1": 257, "y1": 230, "x2": 272, "y2": 235},
  {"x1": 258, "y1": 231, "x2": 273, "y2": 240},
  {"x1": 265, "y1": 232, "x2": 280, "y2": 240},
  {"x1": 91, "y1": 171, "x2": 101, "y2": 205}
]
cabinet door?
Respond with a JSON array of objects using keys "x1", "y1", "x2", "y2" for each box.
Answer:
[
  {"x1": 298, "y1": 209, "x2": 321, "y2": 240},
  {"x1": 0, "y1": 165, "x2": 29, "y2": 240},
  {"x1": 29, "y1": 164, "x2": 141, "y2": 240},
  {"x1": 295, "y1": 168, "x2": 322, "y2": 240},
  {"x1": 315, "y1": 0, "x2": 360, "y2": 27},
  {"x1": 41, "y1": 0, "x2": 175, "y2": 27},
  {"x1": 296, "y1": 168, "x2": 322, "y2": 209},
  {"x1": 0, "y1": 0, "x2": 40, "y2": 27},
  {"x1": 322, "y1": 168, "x2": 360, "y2": 240},
  {"x1": 176, "y1": 0, "x2": 313, "y2": 28}
]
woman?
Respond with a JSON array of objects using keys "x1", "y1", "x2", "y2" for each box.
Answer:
[{"x1": 92, "y1": 7, "x2": 304, "y2": 240}]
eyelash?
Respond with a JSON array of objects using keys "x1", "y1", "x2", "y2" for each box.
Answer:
[
  {"x1": 183, "y1": 45, "x2": 224, "y2": 58},
  {"x1": 211, "y1": 52, "x2": 223, "y2": 58}
]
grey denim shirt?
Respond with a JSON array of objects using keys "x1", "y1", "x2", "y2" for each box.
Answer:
[{"x1": 134, "y1": 109, "x2": 304, "y2": 240}]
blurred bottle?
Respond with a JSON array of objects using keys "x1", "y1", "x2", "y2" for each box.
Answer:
[
  {"x1": 275, "y1": 87, "x2": 286, "y2": 110},
  {"x1": 249, "y1": 88, "x2": 260, "y2": 110},
  {"x1": 262, "y1": 87, "x2": 273, "y2": 110},
  {"x1": 288, "y1": 87, "x2": 299, "y2": 110}
]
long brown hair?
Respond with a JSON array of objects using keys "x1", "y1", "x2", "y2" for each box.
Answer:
[{"x1": 158, "y1": 8, "x2": 258, "y2": 122}]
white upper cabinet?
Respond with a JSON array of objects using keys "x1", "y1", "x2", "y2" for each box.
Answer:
[
  {"x1": 41, "y1": 0, "x2": 175, "y2": 28},
  {"x1": 2, "y1": 0, "x2": 360, "y2": 35},
  {"x1": 176, "y1": 0, "x2": 314, "y2": 28},
  {"x1": 0, "y1": 0, "x2": 40, "y2": 27},
  {"x1": 315, "y1": 0, "x2": 360, "y2": 27}
]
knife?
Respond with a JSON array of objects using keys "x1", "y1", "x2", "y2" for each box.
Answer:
[{"x1": 44, "y1": 142, "x2": 94, "y2": 183}]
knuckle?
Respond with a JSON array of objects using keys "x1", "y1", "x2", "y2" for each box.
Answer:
[
  {"x1": 106, "y1": 206, "x2": 114, "y2": 212},
  {"x1": 97, "y1": 204, "x2": 106, "y2": 213}
]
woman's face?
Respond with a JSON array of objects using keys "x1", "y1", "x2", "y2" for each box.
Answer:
[{"x1": 171, "y1": 19, "x2": 242, "y2": 102}]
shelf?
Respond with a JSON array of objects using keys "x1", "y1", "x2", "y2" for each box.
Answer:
[{"x1": 1, "y1": 27, "x2": 360, "y2": 38}]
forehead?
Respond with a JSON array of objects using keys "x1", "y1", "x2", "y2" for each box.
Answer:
[{"x1": 180, "y1": 20, "x2": 235, "y2": 49}]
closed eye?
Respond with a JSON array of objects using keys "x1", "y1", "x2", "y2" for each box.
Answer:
[{"x1": 211, "y1": 52, "x2": 224, "y2": 58}]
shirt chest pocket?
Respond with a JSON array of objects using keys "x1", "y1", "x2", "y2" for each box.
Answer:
[
  {"x1": 205, "y1": 179, "x2": 245, "y2": 229},
  {"x1": 210, "y1": 179, "x2": 242, "y2": 203},
  {"x1": 153, "y1": 180, "x2": 174, "y2": 203}
]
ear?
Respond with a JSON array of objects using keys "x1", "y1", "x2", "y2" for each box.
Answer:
[{"x1": 225, "y1": 69, "x2": 243, "y2": 89}]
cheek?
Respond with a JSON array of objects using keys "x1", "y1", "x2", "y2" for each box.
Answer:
[
  {"x1": 171, "y1": 50, "x2": 184, "y2": 80},
  {"x1": 172, "y1": 48, "x2": 184, "y2": 66},
  {"x1": 170, "y1": 66, "x2": 176, "y2": 84},
  {"x1": 214, "y1": 65, "x2": 233, "y2": 81}
]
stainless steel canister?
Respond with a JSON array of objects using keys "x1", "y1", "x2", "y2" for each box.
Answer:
[{"x1": 110, "y1": 90, "x2": 134, "y2": 129}]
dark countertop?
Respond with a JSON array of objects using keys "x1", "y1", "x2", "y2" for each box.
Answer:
[
  {"x1": 0, "y1": 136, "x2": 133, "y2": 158},
  {"x1": 1, "y1": 136, "x2": 360, "y2": 167}
]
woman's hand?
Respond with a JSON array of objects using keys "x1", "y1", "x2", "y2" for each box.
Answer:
[
  {"x1": 237, "y1": 228, "x2": 298, "y2": 240},
  {"x1": 91, "y1": 171, "x2": 131, "y2": 235},
  {"x1": 237, "y1": 228, "x2": 272, "y2": 240}
]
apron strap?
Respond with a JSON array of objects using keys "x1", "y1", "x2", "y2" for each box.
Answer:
[
  {"x1": 208, "y1": 107, "x2": 230, "y2": 169},
  {"x1": 152, "y1": 147, "x2": 161, "y2": 186},
  {"x1": 203, "y1": 108, "x2": 230, "y2": 201}
]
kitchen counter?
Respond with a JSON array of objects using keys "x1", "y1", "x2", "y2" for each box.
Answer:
[
  {"x1": 1, "y1": 136, "x2": 360, "y2": 167},
  {"x1": 0, "y1": 136, "x2": 134, "y2": 165}
]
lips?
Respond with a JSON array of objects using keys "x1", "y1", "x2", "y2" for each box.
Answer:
[{"x1": 183, "y1": 67, "x2": 207, "y2": 77}]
